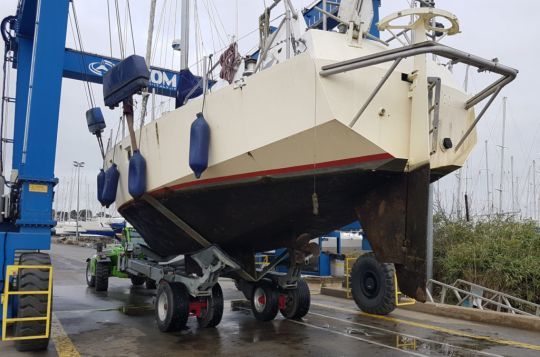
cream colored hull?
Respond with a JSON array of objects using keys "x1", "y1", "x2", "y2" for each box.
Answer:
[{"x1": 105, "y1": 30, "x2": 475, "y2": 210}]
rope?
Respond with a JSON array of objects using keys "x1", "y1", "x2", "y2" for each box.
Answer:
[{"x1": 219, "y1": 42, "x2": 241, "y2": 84}]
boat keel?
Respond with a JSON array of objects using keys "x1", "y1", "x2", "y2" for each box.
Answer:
[{"x1": 355, "y1": 164, "x2": 430, "y2": 302}]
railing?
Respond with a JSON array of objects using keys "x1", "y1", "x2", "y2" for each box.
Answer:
[
  {"x1": 319, "y1": 41, "x2": 518, "y2": 148},
  {"x1": 426, "y1": 279, "x2": 540, "y2": 316},
  {"x1": 1, "y1": 265, "x2": 54, "y2": 341}
]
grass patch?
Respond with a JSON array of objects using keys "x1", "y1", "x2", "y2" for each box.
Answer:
[{"x1": 433, "y1": 214, "x2": 540, "y2": 304}]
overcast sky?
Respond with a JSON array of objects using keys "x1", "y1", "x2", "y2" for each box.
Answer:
[{"x1": 0, "y1": 0, "x2": 539, "y2": 218}]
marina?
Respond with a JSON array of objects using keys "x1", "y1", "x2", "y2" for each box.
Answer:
[{"x1": 0, "y1": 0, "x2": 538, "y2": 356}]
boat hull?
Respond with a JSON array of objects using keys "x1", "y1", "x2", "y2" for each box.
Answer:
[{"x1": 119, "y1": 157, "x2": 403, "y2": 257}]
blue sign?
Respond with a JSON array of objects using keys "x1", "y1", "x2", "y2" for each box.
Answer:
[{"x1": 63, "y1": 48, "x2": 179, "y2": 98}]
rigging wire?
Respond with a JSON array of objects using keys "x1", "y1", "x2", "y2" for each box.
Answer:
[
  {"x1": 68, "y1": 18, "x2": 92, "y2": 110},
  {"x1": 126, "y1": 0, "x2": 137, "y2": 55},
  {"x1": 107, "y1": 0, "x2": 114, "y2": 58},
  {"x1": 123, "y1": 1, "x2": 129, "y2": 57},
  {"x1": 114, "y1": 0, "x2": 126, "y2": 59},
  {"x1": 150, "y1": 0, "x2": 167, "y2": 66},
  {"x1": 70, "y1": 1, "x2": 97, "y2": 108}
]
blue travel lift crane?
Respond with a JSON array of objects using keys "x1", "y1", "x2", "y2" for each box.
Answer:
[
  {"x1": 0, "y1": 0, "x2": 183, "y2": 351},
  {"x1": 0, "y1": 0, "x2": 384, "y2": 351}
]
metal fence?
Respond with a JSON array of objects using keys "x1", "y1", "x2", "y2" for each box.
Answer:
[{"x1": 426, "y1": 279, "x2": 540, "y2": 316}]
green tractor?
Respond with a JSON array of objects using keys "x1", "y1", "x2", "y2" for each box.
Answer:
[{"x1": 86, "y1": 227, "x2": 157, "y2": 291}]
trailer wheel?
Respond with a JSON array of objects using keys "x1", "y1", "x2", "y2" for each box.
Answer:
[
  {"x1": 351, "y1": 254, "x2": 396, "y2": 315},
  {"x1": 155, "y1": 281, "x2": 189, "y2": 332},
  {"x1": 14, "y1": 253, "x2": 51, "y2": 352},
  {"x1": 250, "y1": 280, "x2": 278, "y2": 321},
  {"x1": 86, "y1": 260, "x2": 95, "y2": 287},
  {"x1": 280, "y1": 279, "x2": 311, "y2": 319},
  {"x1": 130, "y1": 276, "x2": 146, "y2": 286},
  {"x1": 145, "y1": 279, "x2": 157, "y2": 290},
  {"x1": 197, "y1": 283, "x2": 224, "y2": 328},
  {"x1": 94, "y1": 261, "x2": 109, "y2": 292}
]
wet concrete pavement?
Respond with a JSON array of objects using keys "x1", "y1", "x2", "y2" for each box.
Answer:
[{"x1": 2, "y1": 243, "x2": 540, "y2": 356}]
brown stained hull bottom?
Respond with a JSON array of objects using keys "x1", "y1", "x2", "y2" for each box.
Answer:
[{"x1": 119, "y1": 159, "x2": 430, "y2": 301}]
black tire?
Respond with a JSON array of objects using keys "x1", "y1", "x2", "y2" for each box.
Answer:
[
  {"x1": 145, "y1": 279, "x2": 157, "y2": 290},
  {"x1": 250, "y1": 280, "x2": 278, "y2": 321},
  {"x1": 86, "y1": 260, "x2": 95, "y2": 288},
  {"x1": 197, "y1": 283, "x2": 224, "y2": 328},
  {"x1": 280, "y1": 279, "x2": 311, "y2": 319},
  {"x1": 130, "y1": 276, "x2": 146, "y2": 286},
  {"x1": 155, "y1": 281, "x2": 190, "y2": 332},
  {"x1": 94, "y1": 261, "x2": 109, "y2": 292},
  {"x1": 14, "y1": 253, "x2": 51, "y2": 352},
  {"x1": 351, "y1": 254, "x2": 396, "y2": 315}
]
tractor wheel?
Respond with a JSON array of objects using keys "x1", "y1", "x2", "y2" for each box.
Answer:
[
  {"x1": 250, "y1": 280, "x2": 278, "y2": 321},
  {"x1": 94, "y1": 261, "x2": 109, "y2": 292},
  {"x1": 197, "y1": 283, "x2": 224, "y2": 328},
  {"x1": 280, "y1": 279, "x2": 311, "y2": 319},
  {"x1": 130, "y1": 276, "x2": 146, "y2": 286},
  {"x1": 351, "y1": 253, "x2": 396, "y2": 315},
  {"x1": 145, "y1": 279, "x2": 157, "y2": 290},
  {"x1": 155, "y1": 281, "x2": 190, "y2": 332},
  {"x1": 14, "y1": 253, "x2": 52, "y2": 352},
  {"x1": 86, "y1": 260, "x2": 95, "y2": 287}
]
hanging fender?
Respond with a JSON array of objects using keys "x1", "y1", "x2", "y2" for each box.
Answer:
[
  {"x1": 128, "y1": 150, "x2": 147, "y2": 198},
  {"x1": 97, "y1": 169, "x2": 106, "y2": 206},
  {"x1": 189, "y1": 112, "x2": 211, "y2": 179},
  {"x1": 101, "y1": 164, "x2": 120, "y2": 208}
]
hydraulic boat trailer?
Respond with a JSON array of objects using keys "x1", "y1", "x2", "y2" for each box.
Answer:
[{"x1": 93, "y1": 194, "x2": 314, "y2": 330}]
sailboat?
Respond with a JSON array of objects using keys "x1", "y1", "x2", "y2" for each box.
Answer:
[{"x1": 92, "y1": 0, "x2": 517, "y2": 304}]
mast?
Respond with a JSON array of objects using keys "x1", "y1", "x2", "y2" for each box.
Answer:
[
  {"x1": 485, "y1": 140, "x2": 490, "y2": 215},
  {"x1": 534, "y1": 160, "x2": 537, "y2": 222},
  {"x1": 511, "y1": 155, "x2": 514, "y2": 214},
  {"x1": 180, "y1": 0, "x2": 190, "y2": 70},
  {"x1": 499, "y1": 97, "x2": 507, "y2": 214},
  {"x1": 458, "y1": 65, "x2": 470, "y2": 219},
  {"x1": 516, "y1": 176, "x2": 520, "y2": 216},
  {"x1": 139, "y1": 0, "x2": 157, "y2": 125}
]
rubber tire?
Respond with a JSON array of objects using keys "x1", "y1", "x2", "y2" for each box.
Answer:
[
  {"x1": 131, "y1": 276, "x2": 146, "y2": 286},
  {"x1": 145, "y1": 279, "x2": 157, "y2": 290},
  {"x1": 155, "y1": 281, "x2": 190, "y2": 332},
  {"x1": 280, "y1": 279, "x2": 311, "y2": 319},
  {"x1": 94, "y1": 261, "x2": 109, "y2": 292},
  {"x1": 86, "y1": 261, "x2": 95, "y2": 287},
  {"x1": 197, "y1": 283, "x2": 224, "y2": 328},
  {"x1": 351, "y1": 254, "x2": 396, "y2": 315},
  {"x1": 250, "y1": 280, "x2": 279, "y2": 322},
  {"x1": 14, "y1": 253, "x2": 51, "y2": 352}
]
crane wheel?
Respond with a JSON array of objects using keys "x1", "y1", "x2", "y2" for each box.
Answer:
[{"x1": 14, "y1": 253, "x2": 52, "y2": 352}]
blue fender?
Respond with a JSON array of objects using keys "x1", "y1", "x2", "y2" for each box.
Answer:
[
  {"x1": 101, "y1": 164, "x2": 120, "y2": 207},
  {"x1": 97, "y1": 169, "x2": 106, "y2": 205},
  {"x1": 189, "y1": 112, "x2": 210, "y2": 179},
  {"x1": 128, "y1": 150, "x2": 147, "y2": 198}
]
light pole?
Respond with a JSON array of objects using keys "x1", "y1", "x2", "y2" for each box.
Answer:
[{"x1": 73, "y1": 161, "x2": 85, "y2": 240}]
